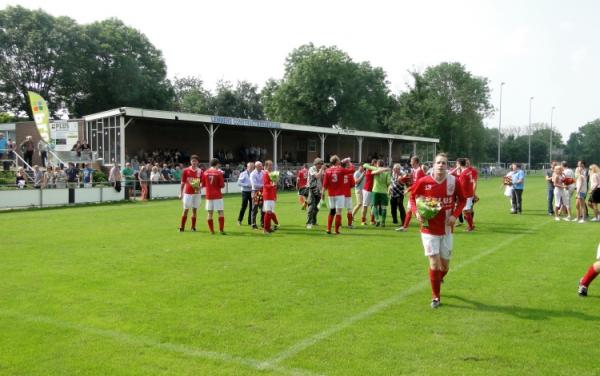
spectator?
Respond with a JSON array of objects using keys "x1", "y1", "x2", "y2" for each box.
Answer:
[
  {"x1": 109, "y1": 163, "x2": 122, "y2": 192},
  {"x1": 306, "y1": 158, "x2": 325, "y2": 229},
  {"x1": 510, "y1": 163, "x2": 525, "y2": 214},
  {"x1": 545, "y1": 161, "x2": 557, "y2": 216},
  {"x1": 223, "y1": 163, "x2": 232, "y2": 181},
  {"x1": 82, "y1": 163, "x2": 94, "y2": 188},
  {"x1": 161, "y1": 164, "x2": 172, "y2": 182},
  {"x1": 65, "y1": 162, "x2": 80, "y2": 189},
  {"x1": 588, "y1": 164, "x2": 600, "y2": 221},
  {"x1": 563, "y1": 161, "x2": 576, "y2": 208},
  {"x1": 15, "y1": 167, "x2": 26, "y2": 189},
  {"x1": 0, "y1": 132, "x2": 6, "y2": 159},
  {"x1": 43, "y1": 165, "x2": 55, "y2": 189},
  {"x1": 237, "y1": 162, "x2": 254, "y2": 226},
  {"x1": 552, "y1": 165, "x2": 571, "y2": 221},
  {"x1": 390, "y1": 163, "x2": 407, "y2": 225},
  {"x1": 54, "y1": 166, "x2": 67, "y2": 189},
  {"x1": 352, "y1": 165, "x2": 365, "y2": 218},
  {"x1": 20, "y1": 136, "x2": 35, "y2": 166},
  {"x1": 38, "y1": 140, "x2": 49, "y2": 168},
  {"x1": 575, "y1": 167, "x2": 588, "y2": 223},
  {"x1": 7, "y1": 138, "x2": 15, "y2": 159},
  {"x1": 33, "y1": 165, "x2": 44, "y2": 189},
  {"x1": 250, "y1": 161, "x2": 265, "y2": 229},
  {"x1": 172, "y1": 165, "x2": 182, "y2": 182},
  {"x1": 150, "y1": 165, "x2": 162, "y2": 183},
  {"x1": 139, "y1": 165, "x2": 150, "y2": 200},
  {"x1": 71, "y1": 140, "x2": 82, "y2": 157},
  {"x1": 121, "y1": 162, "x2": 136, "y2": 199}
]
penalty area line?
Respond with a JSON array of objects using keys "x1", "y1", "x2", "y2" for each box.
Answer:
[
  {"x1": 0, "y1": 310, "x2": 322, "y2": 376},
  {"x1": 261, "y1": 220, "x2": 550, "y2": 368}
]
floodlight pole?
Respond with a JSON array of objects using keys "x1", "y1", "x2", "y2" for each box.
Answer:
[
  {"x1": 497, "y1": 82, "x2": 505, "y2": 164},
  {"x1": 269, "y1": 129, "x2": 281, "y2": 170},
  {"x1": 549, "y1": 106, "x2": 555, "y2": 164},
  {"x1": 528, "y1": 96, "x2": 534, "y2": 170}
]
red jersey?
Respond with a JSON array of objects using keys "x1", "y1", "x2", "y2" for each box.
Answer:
[
  {"x1": 449, "y1": 167, "x2": 460, "y2": 177},
  {"x1": 363, "y1": 169, "x2": 374, "y2": 191},
  {"x1": 409, "y1": 174, "x2": 466, "y2": 236},
  {"x1": 181, "y1": 167, "x2": 203, "y2": 194},
  {"x1": 262, "y1": 172, "x2": 277, "y2": 200},
  {"x1": 342, "y1": 173, "x2": 355, "y2": 198},
  {"x1": 407, "y1": 166, "x2": 427, "y2": 193},
  {"x1": 297, "y1": 168, "x2": 308, "y2": 188},
  {"x1": 323, "y1": 166, "x2": 354, "y2": 196},
  {"x1": 202, "y1": 168, "x2": 224, "y2": 199},
  {"x1": 458, "y1": 167, "x2": 478, "y2": 197}
]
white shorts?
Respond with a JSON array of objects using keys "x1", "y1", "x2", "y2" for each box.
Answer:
[
  {"x1": 362, "y1": 190, "x2": 373, "y2": 207},
  {"x1": 464, "y1": 197, "x2": 474, "y2": 211},
  {"x1": 182, "y1": 193, "x2": 201, "y2": 209},
  {"x1": 554, "y1": 188, "x2": 570, "y2": 208},
  {"x1": 355, "y1": 189, "x2": 363, "y2": 206},
  {"x1": 407, "y1": 199, "x2": 411, "y2": 210},
  {"x1": 596, "y1": 243, "x2": 600, "y2": 260},
  {"x1": 344, "y1": 197, "x2": 353, "y2": 210},
  {"x1": 263, "y1": 200, "x2": 276, "y2": 212},
  {"x1": 421, "y1": 232, "x2": 453, "y2": 259},
  {"x1": 328, "y1": 195, "x2": 345, "y2": 209},
  {"x1": 205, "y1": 198, "x2": 224, "y2": 211}
]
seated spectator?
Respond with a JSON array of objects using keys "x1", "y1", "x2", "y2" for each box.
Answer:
[
  {"x1": 54, "y1": 166, "x2": 67, "y2": 189},
  {"x1": 150, "y1": 165, "x2": 162, "y2": 183},
  {"x1": 161, "y1": 163, "x2": 172, "y2": 182},
  {"x1": 16, "y1": 167, "x2": 26, "y2": 189}
]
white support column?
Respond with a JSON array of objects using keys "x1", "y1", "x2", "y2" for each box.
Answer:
[
  {"x1": 387, "y1": 139, "x2": 393, "y2": 166},
  {"x1": 433, "y1": 142, "x2": 437, "y2": 158},
  {"x1": 319, "y1": 133, "x2": 327, "y2": 160},
  {"x1": 269, "y1": 129, "x2": 282, "y2": 170},
  {"x1": 203, "y1": 123, "x2": 220, "y2": 161},
  {"x1": 412, "y1": 142, "x2": 417, "y2": 157},
  {"x1": 357, "y1": 136, "x2": 364, "y2": 163},
  {"x1": 119, "y1": 116, "x2": 126, "y2": 168}
]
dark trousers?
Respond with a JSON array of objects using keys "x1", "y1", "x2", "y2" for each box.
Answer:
[
  {"x1": 238, "y1": 191, "x2": 252, "y2": 224},
  {"x1": 24, "y1": 150, "x2": 33, "y2": 166},
  {"x1": 512, "y1": 188, "x2": 523, "y2": 213},
  {"x1": 306, "y1": 191, "x2": 321, "y2": 225},
  {"x1": 547, "y1": 187, "x2": 554, "y2": 214},
  {"x1": 40, "y1": 151, "x2": 47, "y2": 168},
  {"x1": 390, "y1": 195, "x2": 406, "y2": 224},
  {"x1": 251, "y1": 192, "x2": 264, "y2": 228}
]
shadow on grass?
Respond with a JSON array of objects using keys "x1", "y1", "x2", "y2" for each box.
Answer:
[{"x1": 442, "y1": 295, "x2": 600, "y2": 321}]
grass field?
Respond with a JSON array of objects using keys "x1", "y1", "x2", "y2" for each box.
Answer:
[{"x1": 1, "y1": 176, "x2": 599, "y2": 375}]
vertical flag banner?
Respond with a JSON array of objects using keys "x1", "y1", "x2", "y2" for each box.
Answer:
[{"x1": 27, "y1": 91, "x2": 51, "y2": 143}]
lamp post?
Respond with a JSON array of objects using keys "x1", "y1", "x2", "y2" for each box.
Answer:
[
  {"x1": 549, "y1": 106, "x2": 555, "y2": 164},
  {"x1": 528, "y1": 96, "x2": 534, "y2": 170},
  {"x1": 497, "y1": 82, "x2": 505, "y2": 165}
]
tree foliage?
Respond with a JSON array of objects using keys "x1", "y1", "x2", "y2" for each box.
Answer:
[
  {"x1": 262, "y1": 43, "x2": 392, "y2": 131},
  {"x1": 565, "y1": 119, "x2": 600, "y2": 164}
]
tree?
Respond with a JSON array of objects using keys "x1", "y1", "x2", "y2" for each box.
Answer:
[
  {"x1": 72, "y1": 18, "x2": 173, "y2": 116},
  {"x1": 171, "y1": 76, "x2": 212, "y2": 114},
  {"x1": 0, "y1": 6, "x2": 85, "y2": 118},
  {"x1": 211, "y1": 80, "x2": 264, "y2": 119},
  {"x1": 565, "y1": 119, "x2": 600, "y2": 164},
  {"x1": 389, "y1": 63, "x2": 493, "y2": 161},
  {"x1": 263, "y1": 43, "x2": 392, "y2": 131}
]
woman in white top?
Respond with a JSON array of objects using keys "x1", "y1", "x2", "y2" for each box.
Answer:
[
  {"x1": 150, "y1": 165, "x2": 162, "y2": 183},
  {"x1": 575, "y1": 167, "x2": 588, "y2": 223},
  {"x1": 588, "y1": 164, "x2": 600, "y2": 221},
  {"x1": 552, "y1": 165, "x2": 572, "y2": 221}
]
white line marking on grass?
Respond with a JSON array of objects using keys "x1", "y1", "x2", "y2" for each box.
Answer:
[
  {"x1": 0, "y1": 310, "x2": 322, "y2": 376},
  {"x1": 262, "y1": 221, "x2": 550, "y2": 368}
]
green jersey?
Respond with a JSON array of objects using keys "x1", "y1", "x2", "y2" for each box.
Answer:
[{"x1": 363, "y1": 164, "x2": 391, "y2": 194}]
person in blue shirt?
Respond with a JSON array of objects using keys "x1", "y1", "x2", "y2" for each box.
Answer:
[
  {"x1": 82, "y1": 163, "x2": 94, "y2": 188},
  {"x1": 511, "y1": 163, "x2": 525, "y2": 214},
  {"x1": 0, "y1": 133, "x2": 7, "y2": 160}
]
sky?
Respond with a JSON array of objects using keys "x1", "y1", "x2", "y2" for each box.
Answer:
[{"x1": 2, "y1": 0, "x2": 599, "y2": 140}]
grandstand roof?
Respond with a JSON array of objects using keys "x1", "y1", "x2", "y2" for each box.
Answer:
[{"x1": 83, "y1": 107, "x2": 439, "y2": 144}]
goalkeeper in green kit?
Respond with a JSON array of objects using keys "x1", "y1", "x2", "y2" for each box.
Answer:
[{"x1": 363, "y1": 159, "x2": 391, "y2": 227}]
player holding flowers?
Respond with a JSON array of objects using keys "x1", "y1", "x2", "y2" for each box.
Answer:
[
  {"x1": 409, "y1": 153, "x2": 466, "y2": 308},
  {"x1": 178, "y1": 155, "x2": 202, "y2": 232}
]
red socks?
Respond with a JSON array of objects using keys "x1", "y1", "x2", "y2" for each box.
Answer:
[
  {"x1": 403, "y1": 212, "x2": 412, "y2": 228},
  {"x1": 180, "y1": 215, "x2": 187, "y2": 229},
  {"x1": 334, "y1": 214, "x2": 342, "y2": 233},
  {"x1": 347, "y1": 213, "x2": 353, "y2": 226},
  {"x1": 207, "y1": 219, "x2": 214, "y2": 233},
  {"x1": 361, "y1": 216, "x2": 366, "y2": 223},
  {"x1": 271, "y1": 212, "x2": 279, "y2": 225},
  {"x1": 429, "y1": 269, "x2": 442, "y2": 299},
  {"x1": 581, "y1": 265, "x2": 599, "y2": 287},
  {"x1": 465, "y1": 212, "x2": 474, "y2": 229},
  {"x1": 218, "y1": 216, "x2": 224, "y2": 232},
  {"x1": 264, "y1": 212, "x2": 272, "y2": 232},
  {"x1": 327, "y1": 214, "x2": 334, "y2": 232},
  {"x1": 370, "y1": 213, "x2": 375, "y2": 224},
  {"x1": 191, "y1": 216, "x2": 196, "y2": 229}
]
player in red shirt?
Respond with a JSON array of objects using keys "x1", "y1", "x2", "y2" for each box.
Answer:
[
  {"x1": 341, "y1": 159, "x2": 356, "y2": 228},
  {"x1": 458, "y1": 158, "x2": 478, "y2": 232},
  {"x1": 397, "y1": 156, "x2": 427, "y2": 232},
  {"x1": 179, "y1": 155, "x2": 203, "y2": 232},
  {"x1": 409, "y1": 153, "x2": 466, "y2": 308},
  {"x1": 296, "y1": 163, "x2": 309, "y2": 210},
  {"x1": 262, "y1": 160, "x2": 279, "y2": 234},
  {"x1": 323, "y1": 155, "x2": 354, "y2": 234},
  {"x1": 202, "y1": 158, "x2": 226, "y2": 235},
  {"x1": 360, "y1": 159, "x2": 377, "y2": 226}
]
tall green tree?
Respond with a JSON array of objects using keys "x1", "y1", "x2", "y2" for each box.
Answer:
[
  {"x1": 171, "y1": 76, "x2": 212, "y2": 114},
  {"x1": 263, "y1": 43, "x2": 392, "y2": 131},
  {"x1": 73, "y1": 18, "x2": 173, "y2": 116},
  {"x1": 211, "y1": 80, "x2": 264, "y2": 119},
  {"x1": 390, "y1": 63, "x2": 493, "y2": 161},
  {"x1": 0, "y1": 6, "x2": 84, "y2": 118},
  {"x1": 565, "y1": 119, "x2": 600, "y2": 164}
]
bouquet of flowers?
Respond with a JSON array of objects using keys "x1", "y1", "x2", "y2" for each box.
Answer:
[
  {"x1": 416, "y1": 196, "x2": 442, "y2": 227},
  {"x1": 563, "y1": 177, "x2": 575, "y2": 186},
  {"x1": 399, "y1": 174, "x2": 412, "y2": 186},
  {"x1": 190, "y1": 178, "x2": 201, "y2": 193},
  {"x1": 269, "y1": 170, "x2": 280, "y2": 183},
  {"x1": 503, "y1": 175, "x2": 513, "y2": 186}
]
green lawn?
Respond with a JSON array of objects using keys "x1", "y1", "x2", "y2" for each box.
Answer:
[{"x1": 1, "y1": 176, "x2": 598, "y2": 375}]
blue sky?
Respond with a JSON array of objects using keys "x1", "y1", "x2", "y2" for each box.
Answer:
[{"x1": 2, "y1": 0, "x2": 598, "y2": 141}]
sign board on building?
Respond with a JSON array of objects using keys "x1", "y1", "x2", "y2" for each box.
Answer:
[{"x1": 50, "y1": 121, "x2": 79, "y2": 151}]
